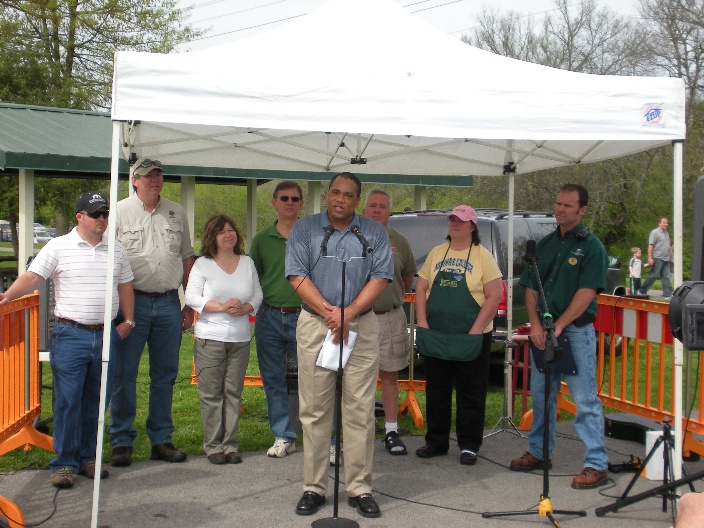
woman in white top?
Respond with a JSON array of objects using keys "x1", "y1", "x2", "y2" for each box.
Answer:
[{"x1": 185, "y1": 214, "x2": 262, "y2": 464}]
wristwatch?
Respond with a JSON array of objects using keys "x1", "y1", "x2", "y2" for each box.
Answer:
[{"x1": 124, "y1": 319, "x2": 136, "y2": 328}]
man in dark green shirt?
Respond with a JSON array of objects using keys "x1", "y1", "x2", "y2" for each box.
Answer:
[
  {"x1": 250, "y1": 181, "x2": 304, "y2": 459},
  {"x1": 510, "y1": 183, "x2": 610, "y2": 490}
]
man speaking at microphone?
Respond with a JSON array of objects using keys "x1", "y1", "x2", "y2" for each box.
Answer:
[
  {"x1": 509, "y1": 183, "x2": 610, "y2": 489},
  {"x1": 286, "y1": 172, "x2": 392, "y2": 518}
]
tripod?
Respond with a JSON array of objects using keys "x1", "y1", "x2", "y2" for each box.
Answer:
[
  {"x1": 595, "y1": 420, "x2": 698, "y2": 524},
  {"x1": 483, "y1": 245, "x2": 586, "y2": 527},
  {"x1": 484, "y1": 339, "x2": 523, "y2": 439}
]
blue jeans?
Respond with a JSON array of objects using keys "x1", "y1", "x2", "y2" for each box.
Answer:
[
  {"x1": 49, "y1": 323, "x2": 118, "y2": 472},
  {"x1": 254, "y1": 305, "x2": 298, "y2": 442},
  {"x1": 528, "y1": 323, "x2": 608, "y2": 471},
  {"x1": 639, "y1": 258, "x2": 673, "y2": 296},
  {"x1": 109, "y1": 291, "x2": 182, "y2": 447}
]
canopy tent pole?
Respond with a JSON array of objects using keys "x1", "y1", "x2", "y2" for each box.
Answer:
[
  {"x1": 91, "y1": 121, "x2": 122, "y2": 528},
  {"x1": 672, "y1": 140, "x2": 684, "y2": 481},
  {"x1": 506, "y1": 168, "x2": 515, "y2": 419}
]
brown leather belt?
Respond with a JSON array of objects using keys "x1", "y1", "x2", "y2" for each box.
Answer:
[
  {"x1": 134, "y1": 289, "x2": 175, "y2": 298},
  {"x1": 262, "y1": 302, "x2": 300, "y2": 314},
  {"x1": 374, "y1": 310, "x2": 390, "y2": 315},
  {"x1": 57, "y1": 318, "x2": 105, "y2": 331}
]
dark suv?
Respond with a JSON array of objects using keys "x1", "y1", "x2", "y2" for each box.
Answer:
[{"x1": 387, "y1": 209, "x2": 626, "y2": 354}]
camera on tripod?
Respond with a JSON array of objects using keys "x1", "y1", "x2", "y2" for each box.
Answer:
[{"x1": 669, "y1": 281, "x2": 704, "y2": 350}]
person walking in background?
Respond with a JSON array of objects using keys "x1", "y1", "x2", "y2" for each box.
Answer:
[
  {"x1": 0, "y1": 192, "x2": 134, "y2": 488},
  {"x1": 109, "y1": 158, "x2": 196, "y2": 467},
  {"x1": 286, "y1": 172, "x2": 392, "y2": 518},
  {"x1": 185, "y1": 214, "x2": 262, "y2": 465},
  {"x1": 509, "y1": 184, "x2": 610, "y2": 489},
  {"x1": 638, "y1": 216, "x2": 673, "y2": 299},
  {"x1": 250, "y1": 181, "x2": 305, "y2": 459},
  {"x1": 362, "y1": 189, "x2": 416, "y2": 456},
  {"x1": 414, "y1": 205, "x2": 502, "y2": 466},
  {"x1": 628, "y1": 247, "x2": 647, "y2": 294}
]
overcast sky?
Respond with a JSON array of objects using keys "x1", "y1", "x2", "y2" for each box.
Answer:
[{"x1": 179, "y1": 0, "x2": 639, "y2": 51}]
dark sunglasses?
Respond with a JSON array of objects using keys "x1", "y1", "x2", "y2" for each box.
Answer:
[
  {"x1": 134, "y1": 158, "x2": 162, "y2": 171},
  {"x1": 82, "y1": 210, "x2": 109, "y2": 219},
  {"x1": 279, "y1": 196, "x2": 301, "y2": 202}
]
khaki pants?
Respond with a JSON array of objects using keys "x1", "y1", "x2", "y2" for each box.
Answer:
[
  {"x1": 296, "y1": 310, "x2": 379, "y2": 496},
  {"x1": 194, "y1": 338, "x2": 249, "y2": 455}
]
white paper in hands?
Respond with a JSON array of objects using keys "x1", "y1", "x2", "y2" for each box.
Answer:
[{"x1": 316, "y1": 330, "x2": 357, "y2": 371}]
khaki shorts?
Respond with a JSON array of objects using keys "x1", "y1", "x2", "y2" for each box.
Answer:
[{"x1": 376, "y1": 306, "x2": 410, "y2": 372}]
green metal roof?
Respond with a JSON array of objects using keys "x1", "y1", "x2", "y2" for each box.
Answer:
[{"x1": 0, "y1": 103, "x2": 473, "y2": 187}]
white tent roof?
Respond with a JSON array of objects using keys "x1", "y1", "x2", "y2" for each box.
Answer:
[{"x1": 111, "y1": 0, "x2": 685, "y2": 177}]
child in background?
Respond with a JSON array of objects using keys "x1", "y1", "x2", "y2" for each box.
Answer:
[{"x1": 629, "y1": 247, "x2": 648, "y2": 294}]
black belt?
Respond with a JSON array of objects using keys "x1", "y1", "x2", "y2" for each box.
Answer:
[
  {"x1": 301, "y1": 303, "x2": 372, "y2": 317},
  {"x1": 57, "y1": 318, "x2": 107, "y2": 331},
  {"x1": 134, "y1": 289, "x2": 175, "y2": 298},
  {"x1": 573, "y1": 313, "x2": 596, "y2": 327},
  {"x1": 262, "y1": 302, "x2": 300, "y2": 314}
]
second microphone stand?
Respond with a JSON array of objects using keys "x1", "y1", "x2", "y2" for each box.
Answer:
[{"x1": 483, "y1": 247, "x2": 586, "y2": 527}]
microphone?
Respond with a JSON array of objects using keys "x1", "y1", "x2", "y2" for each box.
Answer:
[
  {"x1": 523, "y1": 239, "x2": 539, "y2": 262},
  {"x1": 350, "y1": 225, "x2": 373, "y2": 254},
  {"x1": 320, "y1": 225, "x2": 334, "y2": 257}
]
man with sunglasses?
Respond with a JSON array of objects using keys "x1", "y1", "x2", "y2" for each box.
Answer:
[
  {"x1": 109, "y1": 158, "x2": 195, "y2": 467},
  {"x1": 0, "y1": 192, "x2": 134, "y2": 489},
  {"x1": 250, "y1": 181, "x2": 305, "y2": 459}
]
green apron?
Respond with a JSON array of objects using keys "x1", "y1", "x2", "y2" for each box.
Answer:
[{"x1": 416, "y1": 245, "x2": 484, "y2": 362}]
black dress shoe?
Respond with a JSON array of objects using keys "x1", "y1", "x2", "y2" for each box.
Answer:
[
  {"x1": 415, "y1": 444, "x2": 448, "y2": 458},
  {"x1": 460, "y1": 451, "x2": 478, "y2": 465},
  {"x1": 207, "y1": 453, "x2": 227, "y2": 465},
  {"x1": 348, "y1": 493, "x2": 381, "y2": 518},
  {"x1": 150, "y1": 442, "x2": 187, "y2": 463},
  {"x1": 295, "y1": 491, "x2": 326, "y2": 516}
]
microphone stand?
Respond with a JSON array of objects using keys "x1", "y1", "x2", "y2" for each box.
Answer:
[
  {"x1": 313, "y1": 253, "x2": 367, "y2": 528},
  {"x1": 483, "y1": 248, "x2": 586, "y2": 527}
]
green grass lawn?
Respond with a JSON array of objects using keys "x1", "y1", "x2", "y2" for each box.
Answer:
[{"x1": 0, "y1": 333, "x2": 522, "y2": 472}]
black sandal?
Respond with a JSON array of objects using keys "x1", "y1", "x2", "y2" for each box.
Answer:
[{"x1": 384, "y1": 431, "x2": 407, "y2": 455}]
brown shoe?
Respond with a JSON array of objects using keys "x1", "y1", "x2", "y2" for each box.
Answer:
[
  {"x1": 111, "y1": 446, "x2": 133, "y2": 467},
  {"x1": 51, "y1": 467, "x2": 76, "y2": 489},
  {"x1": 509, "y1": 452, "x2": 551, "y2": 471},
  {"x1": 571, "y1": 467, "x2": 608, "y2": 489},
  {"x1": 78, "y1": 461, "x2": 109, "y2": 480},
  {"x1": 150, "y1": 443, "x2": 187, "y2": 463},
  {"x1": 225, "y1": 452, "x2": 242, "y2": 464}
]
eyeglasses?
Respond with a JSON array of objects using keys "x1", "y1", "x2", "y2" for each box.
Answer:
[
  {"x1": 82, "y1": 210, "x2": 109, "y2": 219},
  {"x1": 133, "y1": 158, "x2": 162, "y2": 171},
  {"x1": 279, "y1": 196, "x2": 301, "y2": 202}
]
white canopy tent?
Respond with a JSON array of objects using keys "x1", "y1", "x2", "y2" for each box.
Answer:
[{"x1": 100, "y1": 0, "x2": 686, "y2": 525}]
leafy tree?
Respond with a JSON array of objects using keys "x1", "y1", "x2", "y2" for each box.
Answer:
[
  {"x1": 0, "y1": 0, "x2": 203, "y2": 109},
  {"x1": 0, "y1": 0, "x2": 203, "y2": 250}
]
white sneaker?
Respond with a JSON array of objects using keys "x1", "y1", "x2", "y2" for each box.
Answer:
[{"x1": 267, "y1": 439, "x2": 296, "y2": 458}]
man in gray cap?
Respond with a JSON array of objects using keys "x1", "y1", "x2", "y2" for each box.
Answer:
[
  {"x1": 0, "y1": 192, "x2": 134, "y2": 488},
  {"x1": 109, "y1": 159, "x2": 195, "y2": 467}
]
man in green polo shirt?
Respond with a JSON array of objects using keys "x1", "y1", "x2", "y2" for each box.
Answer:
[
  {"x1": 251, "y1": 181, "x2": 305, "y2": 458},
  {"x1": 509, "y1": 183, "x2": 610, "y2": 489}
]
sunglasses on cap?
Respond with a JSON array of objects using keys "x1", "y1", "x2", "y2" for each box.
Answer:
[
  {"x1": 81, "y1": 210, "x2": 109, "y2": 219},
  {"x1": 278, "y1": 196, "x2": 301, "y2": 202},
  {"x1": 134, "y1": 158, "x2": 162, "y2": 171}
]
